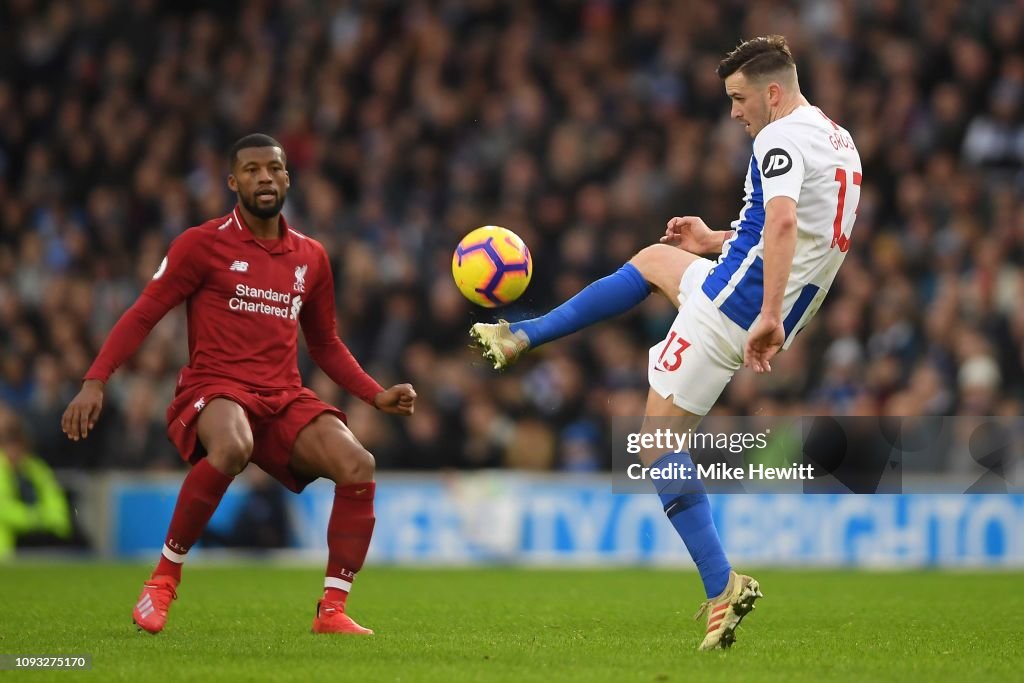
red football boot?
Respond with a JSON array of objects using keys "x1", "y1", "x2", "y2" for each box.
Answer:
[
  {"x1": 132, "y1": 576, "x2": 178, "y2": 634},
  {"x1": 311, "y1": 599, "x2": 373, "y2": 635}
]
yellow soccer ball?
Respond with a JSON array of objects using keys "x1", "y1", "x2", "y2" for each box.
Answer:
[{"x1": 452, "y1": 226, "x2": 533, "y2": 307}]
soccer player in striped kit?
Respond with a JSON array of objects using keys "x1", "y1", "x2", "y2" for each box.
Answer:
[
  {"x1": 472, "y1": 35, "x2": 862, "y2": 649},
  {"x1": 63, "y1": 134, "x2": 417, "y2": 635}
]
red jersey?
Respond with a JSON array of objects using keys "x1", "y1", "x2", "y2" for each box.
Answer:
[{"x1": 85, "y1": 207, "x2": 383, "y2": 403}]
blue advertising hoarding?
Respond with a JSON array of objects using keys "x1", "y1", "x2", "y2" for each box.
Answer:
[{"x1": 109, "y1": 473, "x2": 1024, "y2": 567}]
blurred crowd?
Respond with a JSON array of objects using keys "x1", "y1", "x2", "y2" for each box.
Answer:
[{"x1": 2, "y1": 0, "x2": 1024, "y2": 475}]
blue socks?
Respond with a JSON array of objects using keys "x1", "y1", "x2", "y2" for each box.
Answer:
[
  {"x1": 509, "y1": 263, "x2": 650, "y2": 346},
  {"x1": 651, "y1": 451, "x2": 731, "y2": 599}
]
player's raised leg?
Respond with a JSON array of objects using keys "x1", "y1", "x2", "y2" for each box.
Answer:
[
  {"x1": 290, "y1": 414, "x2": 376, "y2": 635},
  {"x1": 471, "y1": 245, "x2": 702, "y2": 369},
  {"x1": 641, "y1": 389, "x2": 762, "y2": 650},
  {"x1": 133, "y1": 398, "x2": 252, "y2": 634}
]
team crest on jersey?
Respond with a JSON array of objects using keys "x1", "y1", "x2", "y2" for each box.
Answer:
[
  {"x1": 293, "y1": 264, "x2": 307, "y2": 292},
  {"x1": 761, "y1": 148, "x2": 793, "y2": 178}
]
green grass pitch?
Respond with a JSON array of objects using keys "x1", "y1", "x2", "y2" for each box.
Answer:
[{"x1": 1, "y1": 564, "x2": 1021, "y2": 682}]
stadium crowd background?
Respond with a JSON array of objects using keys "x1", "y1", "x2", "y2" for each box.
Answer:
[{"x1": 1, "y1": 0, "x2": 1024, "y2": 476}]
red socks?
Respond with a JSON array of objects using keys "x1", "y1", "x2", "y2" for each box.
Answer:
[
  {"x1": 323, "y1": 482, "x2": 376, "y2": 607},
  {"x1": 150, "y1": 464, "x2": 374, "y2": 610},
  {"x1": 152, "y1": 458, "x2": 234, "y2": 583}
]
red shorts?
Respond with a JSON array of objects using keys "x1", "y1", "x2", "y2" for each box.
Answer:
[{"x1": 166, "y1": 382, "x2": 346, "y2": 493}]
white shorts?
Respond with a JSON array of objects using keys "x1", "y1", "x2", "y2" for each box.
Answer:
[{"x1": 647, "y1": 258, "x2": 747, "y2": 415}]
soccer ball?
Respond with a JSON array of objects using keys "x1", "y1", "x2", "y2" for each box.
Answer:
[{"x1": 452, "y1": 226, "x2": 532, "y2": 307}]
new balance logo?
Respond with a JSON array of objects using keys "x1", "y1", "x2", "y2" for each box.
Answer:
[{"x1": 230, "y1": 260, "x2": 249, "y2": 273}]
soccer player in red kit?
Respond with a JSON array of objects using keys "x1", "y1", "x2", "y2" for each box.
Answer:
[{"x1": 61, "y1": 134, "x2": 416, "y2": 635}]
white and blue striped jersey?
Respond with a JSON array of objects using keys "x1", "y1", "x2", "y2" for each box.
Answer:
[{"x1": 701, "y1": 105, "x2": 862, "y2": 348}]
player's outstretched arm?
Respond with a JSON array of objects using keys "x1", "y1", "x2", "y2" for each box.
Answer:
[
  {"x1": 373, "y1": 384, "x2": 417, "y2": 416},
  {"x1": 61, "y1": 294, "x2": 175, "y2": 441},
  {"x1": 661, "y1": 216, "x2": 735, "y2": 255},
  {"x1": 61, "y1": 379, "x2": 104, "y2": 441},
  {"x1": 61, "y1": 228, "x2": 208, "y2": 440},
  {"x1": 300, "y1": 244, "x2": 412, "y2": 408}
]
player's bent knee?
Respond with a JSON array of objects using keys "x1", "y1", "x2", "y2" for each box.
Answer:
[
  {"x1": 630, "y1": 244, "x2": 694, "y2": 305},
  {"x1": 334, "y1": 447, "x2": 375, "y2": 484},
  {"x1": 633, "y1": 243, "x2": 699, "y2": 274},
  {"x1": 629, "y1": 244, "x2": 669, "y2": 277},
  {"x1": 205, "y1": 434, "x2": 254, "y2": 476}
]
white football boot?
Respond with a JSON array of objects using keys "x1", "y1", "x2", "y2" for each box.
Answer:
[
  {"x1": 469, "y1": 320, "x2": 530, "y2": 370},
  {"x1": 694, "y1": 571, "x2": 763, "y2": 650}
]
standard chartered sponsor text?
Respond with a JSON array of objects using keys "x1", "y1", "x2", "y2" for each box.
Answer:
[{"x1": 229, "y1": 283, "x2": 295, "y2": 319}]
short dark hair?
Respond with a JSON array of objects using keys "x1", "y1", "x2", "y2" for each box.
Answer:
[
  {"x1": 228, "y1": 133, "x2": 286, "y2": 169},
  {"x1": 717, "y1": 35, "x2": 796, "y2": 81}
]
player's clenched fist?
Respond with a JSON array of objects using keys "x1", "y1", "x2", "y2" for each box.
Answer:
[
  {"x1": 61, "y1": 379, "x2": 105, "y2": 441},
  {"x1": 373, "y1": 383, "x2": 417, "y2": 415}
]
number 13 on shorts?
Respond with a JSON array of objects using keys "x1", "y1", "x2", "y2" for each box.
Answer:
[{"x1": 656, "y1": 331, "x2": 691, "y2": 372}]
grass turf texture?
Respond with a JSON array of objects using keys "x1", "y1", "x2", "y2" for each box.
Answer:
[{"x1": 0, "y1": 565, "x2": 1020, "y2": 682}]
